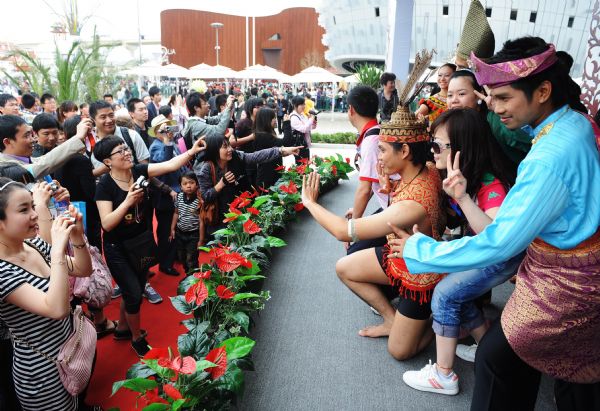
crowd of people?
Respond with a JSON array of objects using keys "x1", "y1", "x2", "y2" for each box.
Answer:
[{"x1": 0, "y1": 1, "x2": 599, "y2": 409}]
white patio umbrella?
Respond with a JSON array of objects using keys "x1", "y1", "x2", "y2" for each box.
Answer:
[
  {"x1": 121, "y1": 62, "x2": 190, "y2": 78},
  {"x1": 290, "y1": 66, "x2": 345, "y2": 83},
  {"x1": 344, "y1": 73, "x2": 360, "y2": 83},
  {"x1": 236, "y1": 64, "x2": 287, "y2": 81},
  {"x1": 290, "y1": 66, "x2": 345, "y2": 119},
  {"x1": 188, "y1": 63, "x2": 239, "y2": 79}
]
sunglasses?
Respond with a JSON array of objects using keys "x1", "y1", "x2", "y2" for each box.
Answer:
[{"x1": 430, "y1": 138, "x2": 451, "y2": 154}]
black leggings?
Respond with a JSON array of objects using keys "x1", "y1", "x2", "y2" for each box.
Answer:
[
  {"x1": 472, "y1": 318, "x2": 600, "y2": 411},
  {"x1": 102, "y1": 240, "x2": 147, "y2": 314}
]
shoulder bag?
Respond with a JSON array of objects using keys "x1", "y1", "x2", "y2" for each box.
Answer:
[
  {"x1": 11, "y1": 305, "x2": 97, "y2": 396},
  {"x1": 70, "y1": 243, "x2": 113, "y2": 309}
]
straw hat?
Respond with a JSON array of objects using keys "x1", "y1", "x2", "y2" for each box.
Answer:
[{"x1": 148, "y1": 115, "x2": 176, "y2": 137}]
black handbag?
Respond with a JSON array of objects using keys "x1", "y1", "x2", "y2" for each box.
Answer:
[{"x1": 122, "y1": 230, "x2": 158, "y2": 273}]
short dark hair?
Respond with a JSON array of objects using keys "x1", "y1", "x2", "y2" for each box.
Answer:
[
  {"x1": 127, "y1": 97, "x2": 144, "y2": 113},
  {"x1": 63, "y1": 115, "x2": 82, "y2": 139},
  {"x1": 202, "y1": 134, "x2": 228, "y2": 164},
  {"x1": 215, "y1": 94, "x2": 228, "y2": 110},
  {"x1": 0, "y1": 164, "x2": 35, "y2": 185},
  {"x1": 389, "y1": 141, "x2": 432, "y2": 167},
  {"x1": 486, "y1": 36, "x2": 569, "y2": 108},
  {"x1": 89, "y1": 100, "x2": 113, "y2": 120},
  {"x1": 556, "y1": 51, "x2": 574, "y2": 72},
  {"x1": 93, "y1": 135, "x2": 123, "y2": 163},
  {"x1": 0, "y1": 93, "x2": 16, "y2": 108},
  {"x1": 21, "y1": 94, "x2": 36, "y2": 110},
  {"x1": 40, "y1": 93, "x2": 55, "y2": 104},
  {"x1": 185, "y1": 92, "x2": 206, "y2": 114},
  {"x1": 449, "y1": 70, "x2": 488, "y2": 114},
  {"x1": 32, "y1": 113, "x2": 59, "y2": 132},
  {"x1": 380, "y1": 72, "x2": 396, "y2": 86},
  {"x1": 0, "y1": 177, "x2": 28, "y2": 220},
  {"x1": 347, "y1": 85, "x2": 378, "y2": 118},
  {"x1": 149, "y1": 86, "x2": 161, "y2": 97},
  {"x1": 179, "y1": 170, "x2": 198, "y2": 185},
  {"x1": 103, "y1": 93, "x2": 113, "y2": 99},
  {"x1": 291, "y1": 96, "x2": 305, "y2": 108},
  {"x1": 438, "y1": 63, "x2": 457, "y2": 72},
  {"x1": 159, "y1": 105, "x2": 172, "y2": 117},
  {"x1": 250, "y1": 87, "x2": 258, "y2": 96},
  {"x1": 0, "y1": 115, "x2": 27, "y2": 151}
]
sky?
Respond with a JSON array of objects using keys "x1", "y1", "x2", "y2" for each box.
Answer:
[{"x1": 1, "y1": 0, "x2": 322, "y2": 44}]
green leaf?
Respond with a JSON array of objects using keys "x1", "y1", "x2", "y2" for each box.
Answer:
[
  {"x1": 126, "y1": 362, "x2": 156, "y2": 379},
  {"x1": 252, "y1": 196, "x2": 270, "y2": 208},
  {"x1": 177, "y1": 275, "x2": 198, "y2": 295},
  {"x1": 266, "y1": 236, "x2": 286, "y2": 248},
  {"x1": 213, "y1": 228, "x2": 235, "y2": 236},
  {"x1": 232, "y1": 292, "x2": 261, "y2": 301},
  {"x1": 142, "y1": 359, "x2": 174, "y2": 380},
  {"x1": 111, "y1": 378, "x2": 157, "y2": 396},
  {"x1": 178, "y1": 327, "x2": 211, "y2": 358},
  {"x1": 181, "y1": 319, "x2": 210, "y2": 333},
  {"x1": 198, "y1": 246, "x2": 211, "y2": 252},
  {"x1": 196, "y1": 359, "x2": 217, "y2": 371},
  {"x1": 142, "y1": 404, "x2": 170, "y2": 411},
  {"x1": 172, "y1": 399, "x2": 187, "y2": 411},
  {"x1": 170, "y1": 295, "x2": 193, "y2": 315},
  {"x1": 236, "y1": 274, "x2": 265, "y2": 282},
  {"x1": 231, "y1": 311, "x2": 250, "y2": 333},
  {"x1": 222, "y1": 336, "x2": 256, "y2": 360},
  {"x1": 217, "y1": 364, "x2": 245, "y2": 396}
]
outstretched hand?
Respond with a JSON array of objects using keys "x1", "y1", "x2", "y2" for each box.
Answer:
[
  {"x1": 387, "y1": 223, "x2": 419, "y2": 258},
  {"x1": 442, "y1": 151, "x2": 467, "y2": 201},
  {"x1": 281, "y1": 146, "x2": 303, "y2": 157},
  {"x1": 301, "y1": 171, "x2": 320, "y2": 205},
  {"x1": 474, "y1": 89, "x2": 492, "y2": 110}
]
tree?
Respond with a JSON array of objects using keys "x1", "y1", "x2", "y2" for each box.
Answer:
[{"x1": 355, "y1": 64, "x2": 383, "y2": 89}]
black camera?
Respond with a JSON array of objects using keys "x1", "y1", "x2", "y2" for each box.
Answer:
[
  {"x1": 133, "y1": 176, "x2": 150, "y2": 190},
  {"x1": 164, "y1": 125, "x2": 179, "y2": 134},
  {"x1": 309, "y1": 109, "x2": 320, "y2": 119}
]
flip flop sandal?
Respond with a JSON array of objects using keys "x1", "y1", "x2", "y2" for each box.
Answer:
[
  {"x1": 96, "y1": 319, "x2": 118, "y2": 339},
  {"x1": 113, "y1": 327, "x2": 148, "y2": 341}
]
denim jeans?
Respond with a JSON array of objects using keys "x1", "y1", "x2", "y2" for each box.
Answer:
[{"x1": 431, "y1": 252, "x2": 525, "y2": 338}]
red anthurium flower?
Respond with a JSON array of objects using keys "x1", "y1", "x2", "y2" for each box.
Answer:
[
  {"x1": 144, "y1": 347, "x2": 170, "y2": 360},
  {"x1": 184, "y1": 280, "x2": 208, "y2": 306},
  {"x1": 275, "y1": 165, "x2": 285, "y2": 171},
  {"x1": 297, "y1": 164, "x2": 307, "y2": 174},
  {"x1": 239, "y1": 191, "x2": 251, "y2": 199},
  {"x1": 205, "y1": 347, "x2": 228, "y2": 380},
  {"x1": 169, "y1": 356, "x2": 196, "y2": 375},
  {"x1": 280, "y1": 181, "x2": 298, "y2": 194},
  {"x1": 258, "y1": 186, "x2": 270, "y2": 193},
  {"x1": 163, "y1": 384, "x2": 183, "y2": 400},
  {"x1": 243, "y1": 219, "x2": 262, "y2": 234},
  {"x1": 345, "y1": 157, "x2": 351, "y2": 164},
  {"x1": 238, "y1": 198, "x2": 251, "y2": 208},
  {"x1": 143, "y1": 387, "x2": 170, "y2": 406},
  {"x1": 247, "y1": 207, "x2": 260, "y2": 215},
  {"x1": 294, "y1": 202, "x2": 305, "y2": 212},
  {"x1": 215, "y1": 251, "x2": 247, "y2": 272},
  {"x1": 216, "y1": 285, "x2": 236, "y2": 299},
  {"x1": 331, "y1": 165, "x2": 338, "y2": 175},
  {"x1": 298, "y1": 158, "x2": 310, "y2": 165},
  {"x1": 194, "y1": 270, "x2": 212, "y2": 279},
  {"x1": 223, "y1": 211, "x2": 241, "y2": 223},
  {"x1": 207, "y1": 246, "x2": 228, "y2": 260},
  {"x1": 240, "y1": 257, "x2": 253, "y2": 268}
]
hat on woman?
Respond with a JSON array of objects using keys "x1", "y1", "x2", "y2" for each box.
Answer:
[{"x1": 148, "y1": 114, "x2": 177, "y2": 137}]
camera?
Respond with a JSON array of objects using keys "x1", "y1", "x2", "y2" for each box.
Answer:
[
  {"x1": 164, "y1": 125, "x2": 179, "y2": 134},
  {"x1": 133, "y1": 176, "x2": 150, "y2": 190},
  {"x1": 308, "y1": 109, "x2": 320, "y2": 120}
]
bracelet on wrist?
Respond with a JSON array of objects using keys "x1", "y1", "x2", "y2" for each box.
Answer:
[{"x1": 71, "y1": 242, "x2": 87, "y2": 249}]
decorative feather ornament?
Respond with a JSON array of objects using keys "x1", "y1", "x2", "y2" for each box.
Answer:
[{"x1": 394, "y1": 49, "x2": 435, "y2": 107}]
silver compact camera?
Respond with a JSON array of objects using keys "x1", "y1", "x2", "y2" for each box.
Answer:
[
  {"x1": 134, "y1": 176, "x2": 150, "y2": 190},
  {"x1": 61, "y1": 211, "x2": 76, "y2": 224},
  {"x1": 164, "y1": 125, "x2": 179, "y2": 134}
]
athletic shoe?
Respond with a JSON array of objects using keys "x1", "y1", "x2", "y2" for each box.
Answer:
[
  {"x1": 143, "y1": 284, "x2": 163, "y2": 304},
  {"x1": 456, "y1": 343, "x2": 478, "y2": 363},
  {"x1": 402, "y1": 360, "x2": 459, "y2": 395},
  {"x1": 112, "y1": 285, "x2": 122, "y2": 299},
  {"x1": 131, "y1": 336, "x2": 150, "y2": 357}
]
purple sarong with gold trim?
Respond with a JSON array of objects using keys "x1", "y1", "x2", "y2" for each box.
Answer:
[{"x1": 501, "y1": 230, "x2": 600, "y2": 383}]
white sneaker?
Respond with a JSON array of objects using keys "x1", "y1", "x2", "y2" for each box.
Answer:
[
  {"x1": 456, "y1": 343, "x2": 477, "y2": 362},
  {"x1": 402, "y1": 360, "x2": 459, "y2": 395}
]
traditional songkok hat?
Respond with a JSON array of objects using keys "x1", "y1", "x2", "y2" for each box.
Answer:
[
  {"x1": 471, "y1": 44, "x2": 558, "y2": 88},
  {"x1": 379, "y1": 49, "x2": 433, "y2": 144},
  {"x1": 456, "y1": 0, "x2": 495, "y2": 61}
]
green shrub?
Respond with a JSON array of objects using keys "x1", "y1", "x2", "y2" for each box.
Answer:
[{"x1": 311, "y1": 132, "x2": 356, "y2": 144}]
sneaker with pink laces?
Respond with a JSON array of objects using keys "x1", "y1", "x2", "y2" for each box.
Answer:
[{"x1": 402, "y1": 360, "x2": 459, "y2": 395}]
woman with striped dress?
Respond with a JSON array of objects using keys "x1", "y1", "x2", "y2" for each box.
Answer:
[{"x1": 0, "y1": 177, "x2": 92, "y2": 410}]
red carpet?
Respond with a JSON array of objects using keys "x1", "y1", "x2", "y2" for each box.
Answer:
[{"x1": 86, "y1": 254, "x2": 212, "y2": 410}]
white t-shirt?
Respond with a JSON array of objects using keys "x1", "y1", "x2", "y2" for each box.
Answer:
[
  {"x1": 358, "y1": 132, "x2": 399, "y2": 210},
  {"x1": 90, "y1": 126, "x2": 150, "y2": 168}
]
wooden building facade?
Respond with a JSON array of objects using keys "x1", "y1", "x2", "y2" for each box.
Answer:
[{"x1": 160, "y1": 7, "x2": 327, "y2": 75}]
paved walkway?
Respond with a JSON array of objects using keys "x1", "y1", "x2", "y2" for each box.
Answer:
[{"x1": 240, "y1": 175, "x2": 556, "y2": 410}]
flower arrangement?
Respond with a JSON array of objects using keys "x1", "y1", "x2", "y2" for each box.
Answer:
[{"x1": 112, "y1": 155, "x2": 353, "y2": 409}]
